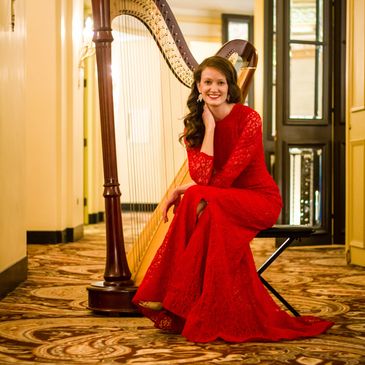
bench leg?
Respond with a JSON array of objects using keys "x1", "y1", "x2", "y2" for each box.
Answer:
[
  {"x1": 258, "y1": 237, "x2": 295, "y2": 274},
  {"x1": 260, "y1": 276, "x2": 300, "y2": 317},
  {"x1": 257, "y1": 236, "x2": 300, "y2": 317}
]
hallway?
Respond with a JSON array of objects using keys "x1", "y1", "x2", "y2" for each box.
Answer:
[{"x1": 0, "y1": 219, "x2": 364, "y2": 364}]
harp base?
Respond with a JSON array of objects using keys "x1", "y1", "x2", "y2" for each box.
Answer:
[{"x1": 87, "y1": 281, "x2": 139, "y2": 314}]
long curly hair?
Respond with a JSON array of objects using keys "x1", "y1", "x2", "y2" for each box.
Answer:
[{"x1": 180, "y1": 56, "x2": 242, "y2": 147}]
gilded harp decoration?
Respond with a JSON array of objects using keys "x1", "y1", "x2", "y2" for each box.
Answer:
[{"x1": 88, "y1": 0, "x2": 258, "y2": 313}]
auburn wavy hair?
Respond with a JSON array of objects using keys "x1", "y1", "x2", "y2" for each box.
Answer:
[{"x1": 180, "y1": 56, "x2": 242, "y2": 147}]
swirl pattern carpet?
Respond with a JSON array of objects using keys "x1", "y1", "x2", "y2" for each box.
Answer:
[{"x1": 0, "y1": 215, "x2": 364, "y2": 364}]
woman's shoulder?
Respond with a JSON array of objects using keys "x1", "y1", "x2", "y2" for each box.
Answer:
[
  {"x1": 234, "y1": 104, "x2": 262, "y2": 137},
  {"x1": 234, "y1": 104, "x2": 262, "y2": 121}
]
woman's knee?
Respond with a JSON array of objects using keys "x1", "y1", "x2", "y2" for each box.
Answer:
[
  {"x1": 196, "y1": 199, "x2": 207, "y2": 219},
  {"x1": 182, "y1": 186, "x2": 209, "y2": 220}
]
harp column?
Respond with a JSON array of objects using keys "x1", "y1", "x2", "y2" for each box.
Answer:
[{"x1": 87, "y1": 0, "x2": 137, "y2": 313}]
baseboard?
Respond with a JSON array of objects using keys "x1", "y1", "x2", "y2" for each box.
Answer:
[
  {"x1": 88, "y1": 211, "x2": 104, "y2": 224},
  {"x1": 66, "y1": 224, "x2": 84, "y2": 242},
  {"x1": 121, "y1": 203, "x2": 158, "y2": 212},
  {"x1": 0, "y1": 256, "x2": 28, "y2": 299},
  {"x1": 27, "y1": 224, "x2": 84, "y2": 244}
]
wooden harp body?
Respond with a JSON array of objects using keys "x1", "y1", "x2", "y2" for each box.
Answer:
[{"x1": 88, "y1": 0, "x2": 258, "y2": 313}]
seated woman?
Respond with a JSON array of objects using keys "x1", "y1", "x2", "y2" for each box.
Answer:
[{"x1": 132, "y1": 55, "x2": 334, "y2": 343}]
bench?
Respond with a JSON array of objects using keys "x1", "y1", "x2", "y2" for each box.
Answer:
[{"x1": 256, "y1": 225, "x2": 315, "y2": 317}]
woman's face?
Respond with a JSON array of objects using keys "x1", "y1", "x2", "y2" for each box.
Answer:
[{"x1": 197, "y1": 67, "x2": 229, "y2": 108}]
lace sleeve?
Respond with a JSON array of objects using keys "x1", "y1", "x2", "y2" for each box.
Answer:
[
  {"x1": 186, "y1": 146, "x2": 214, "y2": 185},
  {"x1": 210, "y1": 110, "x2": 262, "y2": 188}
]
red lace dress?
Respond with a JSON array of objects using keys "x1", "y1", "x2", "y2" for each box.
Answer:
[{"x1": 132, "y1": 104, "x2": 334, "y2": 343}]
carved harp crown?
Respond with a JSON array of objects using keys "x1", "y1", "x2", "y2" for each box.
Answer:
[
  {"x1": 96, "y1": 0, "x2": 257, "y2": 95},
  {"x1": 88, "y1": 0, "x2": 258, "y2": 313}
]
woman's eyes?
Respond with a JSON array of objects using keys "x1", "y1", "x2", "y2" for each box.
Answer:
[{"x1": 203, "y1": 80, "x2": 226, "y2": 85}]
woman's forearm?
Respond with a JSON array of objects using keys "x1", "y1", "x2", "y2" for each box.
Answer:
[
  {"x1": 200, "y1": 125, "x2": 215, "y2": 156},
  {"x1": 200, "y1": 105, "x2": 215, "y2": 156},
  {"x1": 175, "y1": 182, "x2": 196, "y2": 195}
]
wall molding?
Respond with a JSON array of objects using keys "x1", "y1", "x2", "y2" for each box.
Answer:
[
  {"x1": 350, "y1": 106, "x2": 365, "y2": 113},
  {"x1": 0, "y1": 256, "x2": 27, "y2": 299},
  {"x1": 348, "y1": 140, "x2": 365, "y2": 251}
]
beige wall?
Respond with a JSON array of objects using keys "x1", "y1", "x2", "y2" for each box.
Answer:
[
  {"x1": 83, "y1": 55, "x2": 104, "y2": 221},
  {"x1": 25, "y1": 0, "x2": 84, "y2": 232},
  {"x1": 1, "y1": 0, "x2": 85, "y2": 274},
  {"x1": 0, "y1": 0, "x2": 27, "y2": 272}
]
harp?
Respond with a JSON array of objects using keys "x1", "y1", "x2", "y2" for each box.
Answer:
[{"x1": 88, "y1": 0, "x2": 258, "y2": 313}]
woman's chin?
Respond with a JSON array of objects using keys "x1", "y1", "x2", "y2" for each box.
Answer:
[{"x1": 204, "y1": 99, "x2": 225, "y2": 107}]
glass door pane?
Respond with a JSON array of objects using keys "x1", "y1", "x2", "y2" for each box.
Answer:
[
  {"x1": 289, "y1": 147, "x2": 323, "y2": 226},
  {"x1": 290, "y1": 0, "x2": 323, "y2": 42},
  {"x1": 288, "y1": 0, "x2": 324, "y2": 122},
  {"x1": 289, "y1": 43, "x2": 323, "y2": 119}
]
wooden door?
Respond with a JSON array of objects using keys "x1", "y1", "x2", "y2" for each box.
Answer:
[{"x1": 346, "y1": 0, "x2": 365, "y2": 266}]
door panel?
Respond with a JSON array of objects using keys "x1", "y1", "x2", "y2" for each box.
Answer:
[{"x1": 346, "y1": 0, "x2": 365, "y2": 267}]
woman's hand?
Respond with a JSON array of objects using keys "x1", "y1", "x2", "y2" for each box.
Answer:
[
  {"x1": 162, "y1": 183, "x2": 196, "y2": 222},
  {"x1": 162, "y1": 188, "x2": 181, "y2": 223},
  {"x1": 202, "y1": 104, "x2": 215, "y2": 131},
  {"x1": 200, "y1": 105, "x2": 215, "y2": 157}
]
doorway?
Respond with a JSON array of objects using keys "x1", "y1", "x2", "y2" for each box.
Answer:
[{"x1": 264, "y1": 0, "x2": 346, "y2": 244}]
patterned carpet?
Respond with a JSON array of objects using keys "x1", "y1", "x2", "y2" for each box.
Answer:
[{"x1": 0, "y1": 216, "x2": 365, "y2": 364}]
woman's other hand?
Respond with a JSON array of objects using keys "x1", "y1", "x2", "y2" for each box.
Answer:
[{"x1": 162, "y1": 188, "x2": 181, "y2": 223}]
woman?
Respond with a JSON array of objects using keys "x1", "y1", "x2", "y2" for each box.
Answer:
[{"x1": 132, "y1": 56, "x2": 333, "y2": 343}]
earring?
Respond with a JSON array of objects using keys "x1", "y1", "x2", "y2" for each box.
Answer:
[
  {"x1": 227, "y1": 94, "x2": 230, "y2": 102},
  {"x1": 197, "y1": 93, "x2": 203, "y2": 103}
]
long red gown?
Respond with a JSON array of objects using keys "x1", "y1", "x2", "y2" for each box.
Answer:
[{"x1": 132, "y1": 103, "x2": 334, "y2": 343}]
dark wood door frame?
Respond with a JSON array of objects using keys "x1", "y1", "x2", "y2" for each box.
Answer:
[{"x1": 333, "y1": 0, "x2": 346, "y2": 244}]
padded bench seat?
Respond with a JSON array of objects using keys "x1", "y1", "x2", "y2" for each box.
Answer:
[
  {"x1": 257, "y1": 225, "x2": 315, "y2": 238},
  {"x1": 255, "y1": 225, "x2": 315, "y2": 317}
]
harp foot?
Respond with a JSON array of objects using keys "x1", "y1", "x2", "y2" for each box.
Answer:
[
  {"x1": 138, "y1": 301, "x2": 163, "y2": 311},
  {"x1": 87, "y1": 281, "x2": 139, "y2": 315}
]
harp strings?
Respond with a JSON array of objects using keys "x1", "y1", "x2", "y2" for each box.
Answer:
[{"x1": 112, "y1": 12, "x2": 185, "y2": 270}]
